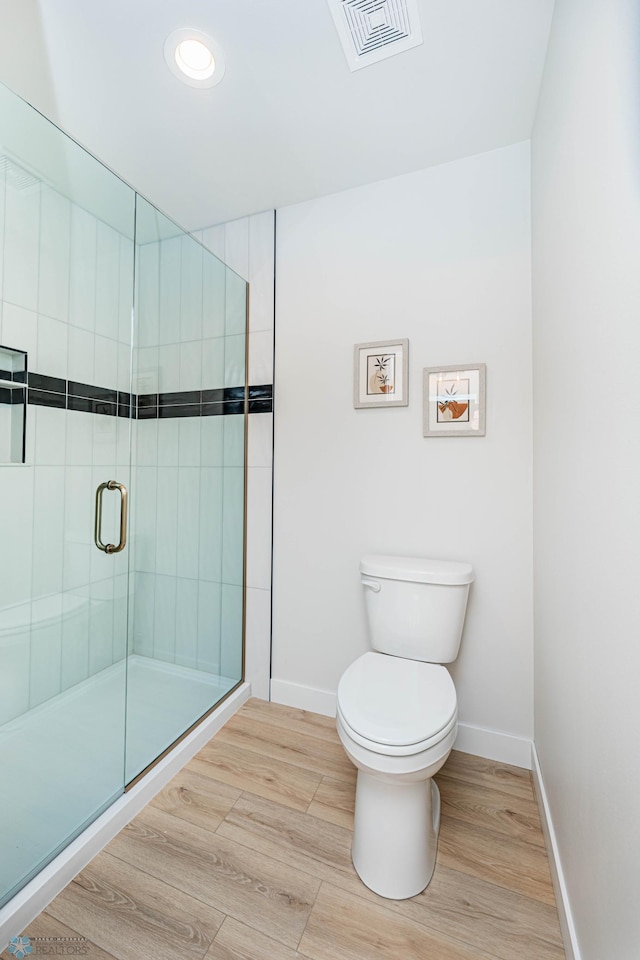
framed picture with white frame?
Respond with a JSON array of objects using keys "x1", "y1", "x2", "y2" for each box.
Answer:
[
  {"x1": 423, "y1": 363, "x2": 486, "y2": 437},
  {"x1": 353, "y1": 339, "x2": 409, "y2": 408}
]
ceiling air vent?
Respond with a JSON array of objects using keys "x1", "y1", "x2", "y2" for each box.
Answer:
[
  {"x1": 327, "y1": 0, "x2": 423, "y2": 72},
  {"x1": 0, "y1": 155, "x2": 41, "y2": 193}
]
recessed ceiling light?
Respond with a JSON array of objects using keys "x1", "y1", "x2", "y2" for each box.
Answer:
[
  {"x1": 164, "y1": 28, "x2": 225, "y2": 89},
  {"x1": 175, "y1": 39, "x2": 215, "y2": 80}
]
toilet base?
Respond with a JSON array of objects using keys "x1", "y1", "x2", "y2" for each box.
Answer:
[{"x1": 351, "y1": 772, "x2": 441, "y2": 900}]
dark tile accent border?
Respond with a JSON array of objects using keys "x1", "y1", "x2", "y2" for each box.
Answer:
[
  {"x1": 159, "y1": 403, "x2": 200, "y2": 419},
  {"x1": 1, "y1": 386, "x2": 27, "y2": 405},
  {"x1": 28, "y1": 372, "x2": 66, "y2": 395},
  {"x1": 137, "y1": 394, "x2": 158, "y2": 416},
  {"x1": 248, "y1": 384, "x2": 273, "y2": 400},
  {"x1": 202, "y1": 387, "x2": 248, "y2": 404},
  {"x1": 223, "y1": 386, "x2": 246, "y2": 402},
  {"x1": 201, "y1": 401, "x2": 224, "y2": 418},
  {"x1": 0, "y1": 369, "x2": 27, "y2": 384},
  {"x1": 68, "y1": 395, "x2": 117, "y2": 416},
  {"x1": 248, "y1": 398, "x2": 273, "y2": 414},
  {"x1": 68, "y1": 380, "x2": 118, "y2": 404},
  {"x1": 28, "y1": 388, "x2": 66, "y2": 409},
  {"x1": 214, "y1": 400, "x2": 244, "y2": 417},
  {"x1": 24, "y1": 371, "x2": 272, "y2": 419},
  {"x1": 202, "y1": 388, "x2": 225, "y2": 404},
  {"x1": 159, "y1": 390, "x2": 200, "y2": 406},
  {"x1": 137, "y1": 405, "x2": 157, "y2": 421}
]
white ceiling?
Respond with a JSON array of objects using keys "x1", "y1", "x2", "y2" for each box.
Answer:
[{"x1": 0, "y1": 0, "x2": 554, "y2": 231}]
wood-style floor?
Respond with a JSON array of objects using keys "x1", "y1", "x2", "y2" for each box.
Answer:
[{"x1": 3, "y1": 699, "x2": 565, "y2": 960}]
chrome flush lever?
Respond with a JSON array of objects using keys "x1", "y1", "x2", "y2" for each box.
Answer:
[{"x1": 361, "y1": 577, "x2": 381, "y2": 593}]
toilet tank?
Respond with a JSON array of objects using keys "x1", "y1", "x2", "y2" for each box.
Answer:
[{"x1": 360, "y1": 555, "x2": 474, "y2": 663}]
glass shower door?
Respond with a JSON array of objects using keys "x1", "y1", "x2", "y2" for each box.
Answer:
[
  {"x1": 0, "y1": 75, "x2": 248, "y2": 910},
  {"x1": 0, "y1": 80, "x2": 135, "y2": 908},
  {"x1": 125, "y1": 197, "x2": 246, "y2": 782}
]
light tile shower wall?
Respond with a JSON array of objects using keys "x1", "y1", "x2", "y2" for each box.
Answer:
[
  {"x1": 197, "y1": 211, "x2": 275, "y2": 701},
  {"x1": 128, "y1": 210, "x2": 274, "y2": 698},
  {"x1": 0, "y1": 161, "x2": 133, "y2": 725},
  {"x1": 130, "y1": 230, "x2": 248, "y2": 683},
  {"x1": 134, "y1": 211, "x2": 275, "y2": 699}
]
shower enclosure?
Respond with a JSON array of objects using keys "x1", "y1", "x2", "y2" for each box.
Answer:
[{"x1": 0, "y1": 82, "x2": 246, "y2": 908}]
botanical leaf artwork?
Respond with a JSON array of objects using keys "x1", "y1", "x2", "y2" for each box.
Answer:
[
  {"x1": 368, "y1": 354, "x2": 395, "y2": 394},
  {"x1": 437, "y1": 379, "x2": 469, "y2": 421},
  {"x1": 424, "y1": 364, "x2": 484, "y2": 436}
]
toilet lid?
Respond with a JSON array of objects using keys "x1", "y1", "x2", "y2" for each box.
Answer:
[{"x1": 337, "y1": 652, "x2": 457, "y2": 747}]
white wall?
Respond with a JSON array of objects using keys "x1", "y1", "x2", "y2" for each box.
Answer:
[
  {"x1": 531, "y1": 1, "x2": 640, "y2": 956},
  {"x1": 273, "y1": 142, "x2": 534, "y2": 764}
]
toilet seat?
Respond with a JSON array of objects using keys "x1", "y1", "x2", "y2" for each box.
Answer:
[
  {"x1": 337, "y1": 651, "x2": 457, "y2": 757},
  {"x1": 337, "y1": 704, "x2": 457, "y2": 758}
]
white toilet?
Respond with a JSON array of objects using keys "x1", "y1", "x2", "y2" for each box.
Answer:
[{"x1": 336, "y1": 554, "x2": 474, "y2": 900}]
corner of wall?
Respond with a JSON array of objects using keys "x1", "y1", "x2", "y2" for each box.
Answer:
[{"x1": 531, "y1": 744, "x2": 581, "y2": 960}]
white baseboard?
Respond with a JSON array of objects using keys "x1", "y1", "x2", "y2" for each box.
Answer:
[
  {"x1": 270, "y1": 678, "x2": 337, "y2": 717},
  {"x1": 455, "y1": 721, "x2": 532, "y2": 769},
  {"x1": 270, "y1": 678, "x2": 532, "y2": 769},
  {"x1": 531, "y1": 744, "x2": 581, "y2": 960},
  {"x1": 0, "y1": 682, "x2": 251, "y2": 951},
  {"x1": 531, "y1": 745, "x2": 581, "y2": 960}
]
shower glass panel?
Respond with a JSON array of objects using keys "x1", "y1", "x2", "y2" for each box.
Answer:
[
  {"x1": 0, "y1": 81, "x2": 135, "y2": 907},
  {"x1": 125, "y1": 198, "x2": 246, "y2": 781},
  {"x1": 0, "y1": 78, "x2": 247, "y2": 911}
]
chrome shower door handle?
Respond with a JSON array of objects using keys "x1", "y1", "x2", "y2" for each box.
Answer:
[
  {"x1": 94, "y1": 480, "x2": 128, "y2": 554},
  {"x1": 109, "y1": 481, "x2": 128, "y2": 554}
]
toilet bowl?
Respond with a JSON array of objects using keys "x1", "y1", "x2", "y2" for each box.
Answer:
[
  {"x1": 336, "y1": 555, "x2": 473, "y2": 900},
  {"x1": 337, "y1": 650, "x2": 458, "y2": 899}
]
